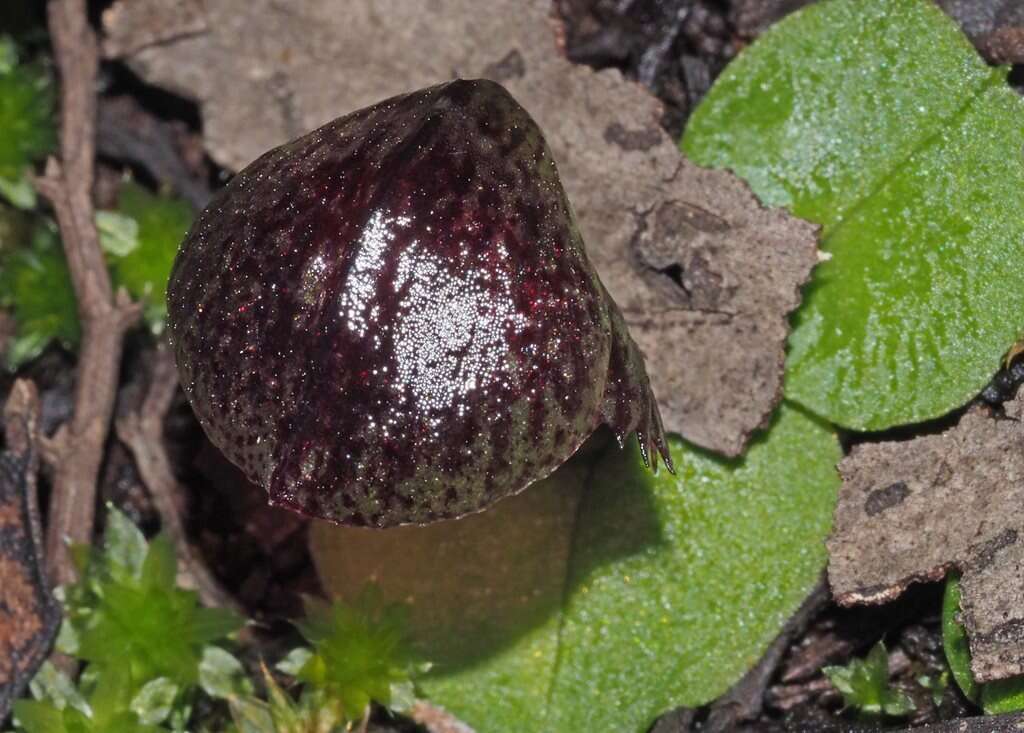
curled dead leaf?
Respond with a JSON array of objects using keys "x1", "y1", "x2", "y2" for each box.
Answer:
[{"x1": 0, "y1": 383, "x2": 61, "y2": 718}]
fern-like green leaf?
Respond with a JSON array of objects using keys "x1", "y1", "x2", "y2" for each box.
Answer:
[
  {"x1": 292, "y1": 588, "x2": 421, "y2": 720},
  {"x1": 0, "y1": 36, "x2": 55, "y2": 206},
  {"x1": 0, "y1": 216, "x2": 77, "y2": 370},
  {"x1": 107, "y1": 182, "x2": 193, "y2": 333},
  {"x1": 63, "y1": 507, "x2": 244, "y2": 697}
]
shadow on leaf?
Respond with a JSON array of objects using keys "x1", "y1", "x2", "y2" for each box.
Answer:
[{"x1": 309, "y1": 431, "x2": 663, "y2": 674}]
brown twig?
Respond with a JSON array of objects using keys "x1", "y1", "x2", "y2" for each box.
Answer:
[
  {"x1": 355, "y1": 707, "x2": 370, "y2": 733},
  {"x1": 765, "y1": 676, "x2": 837, "y2": 714},
  {"x1": 0, "y1": 313, "x2": 14, "y2": 363},
  {"x1": 786, "y1": 711, "x2": 1024, "y2": 733},
  {"x1": 33, "y1": 0, "x2": 141, "y2": 587},
  {"x1": 116, "y1": 344, "x2": 240, "y2": 612},
  {"x1": 649, "y1": 709, "x2": 696, "y2": 733}
]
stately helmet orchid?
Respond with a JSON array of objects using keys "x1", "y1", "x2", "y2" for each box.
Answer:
[{"x1": 167, "y1": 79, "x2": 670, "y2": 528}]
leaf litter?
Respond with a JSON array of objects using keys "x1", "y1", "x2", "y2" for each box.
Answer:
[
  {"x1": 830, "y1": 393, "x2": 1024, "y2": 684},
  {"x1": 10, "y1": 0, "x2": 1024, "y2": 731},
  {"x1": 937, "y1": 0, "x2": 1024, "y2": 64}
]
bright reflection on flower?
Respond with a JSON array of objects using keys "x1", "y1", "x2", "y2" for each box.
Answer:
[{"x1": 392, "y1": 238, "x2": 528, "y2": 422}]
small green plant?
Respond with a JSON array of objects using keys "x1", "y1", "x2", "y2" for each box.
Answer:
[
  {"x1": 12, "y1": 662, "x2": 166, "y2": 733},
  {"x1": 0, "y1": 37, "x2": 193, "y2": 369},
  {"x1": 0, "y1": 216, "x2": 78, "y2": 369},
  {"x1": 224, "y1": 664, "x2": 349, "y2": 733},
  {"x1": 823, "y1": 641, "x2": 914, "y2": 718},
  {"x1": 0, "y1": 179, "x2": 193, "y2": 370},
  {"x1": 0, "y1": 35, "x2": 55, "y2": 210},
  {"x1": 2, "y1": 510, "x2": 245, "y2": 732},
  {"x1": 60, "y1": 507, "x2": 245, "y2": 695},
  {"x1": 1, "y1": 507, "x2": 245, "y2": 732},
  {"x1": 222, "y1": 589, "x2": 427, "y2": 732},
  {"x1": 4, "y1": 506, "x2": 425, "y2": 732},
  {"x1": 917, "y1": 671, "x2": 949, "y2": 709},
  {"x1": 104, "y1": 181, "x2": 193, "y2": 334},
  {"x1": 289, "y1": 590, "x2": 422, "y2": 718}
]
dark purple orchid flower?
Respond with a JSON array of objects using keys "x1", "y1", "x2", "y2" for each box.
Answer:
[{"x1": 167, "y1": 79, "x2": 671, "y2": 528}]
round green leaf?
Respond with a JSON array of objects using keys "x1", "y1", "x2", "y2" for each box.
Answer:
[
  {"x1": 199, "y1": 647, "x2": 252, "y2": 700},
  {"x1": 311, "y1": 405, "x2": 839, "y2": 732},
  {"x1": 682, "y1": 0, "x2": 1024, "y2": 430}
]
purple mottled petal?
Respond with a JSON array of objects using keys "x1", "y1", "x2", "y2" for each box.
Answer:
[{"x1": 167, "y1": 79, "x2": 670, "y2": 527}]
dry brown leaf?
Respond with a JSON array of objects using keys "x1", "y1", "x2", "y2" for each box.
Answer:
[
  {"x1": 829, "y1": 397, "x2": 1024, "y2": 683},
  {"x1": 103, "y1": 0, "x2": 818, "y2": 457},
  {"x1": 0, "y1": 445, "x2": 60, "y2": 717}
]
